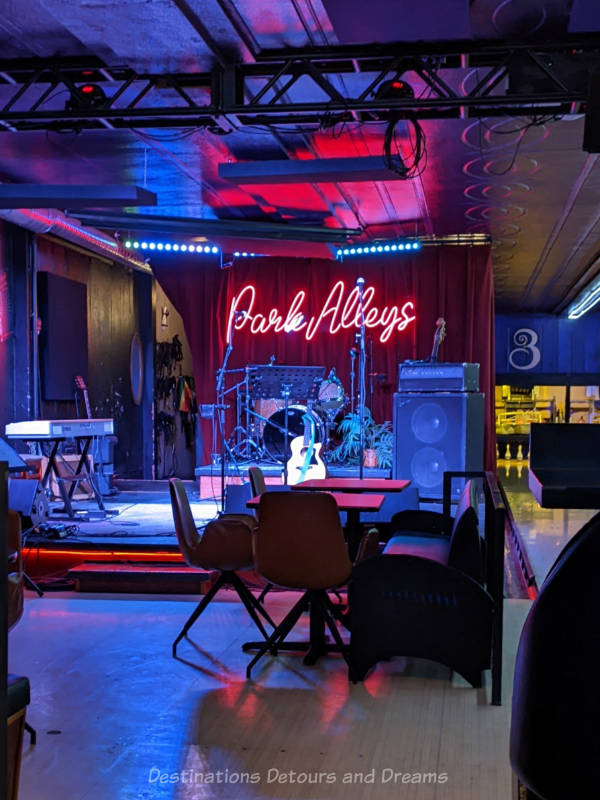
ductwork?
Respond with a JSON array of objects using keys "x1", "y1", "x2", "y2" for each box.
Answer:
[{"x1": 0, "y1": 207, "x2": 151, "y2": 273}]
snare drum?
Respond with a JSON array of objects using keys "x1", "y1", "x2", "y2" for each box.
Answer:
[
  {"x1": 263, "y1": 405, "x2": 324, "y2": 462},
  {"x1": 254, "y1": 397, "x2": 285, "y2": 435}
]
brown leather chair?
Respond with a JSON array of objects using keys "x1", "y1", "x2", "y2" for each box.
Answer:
[
  {"x1": 169, "y1": 478, "x2": 274, "y2": 657},
  {"x1": 245, "y1": 491, "x2": 355, "y2": 678}
]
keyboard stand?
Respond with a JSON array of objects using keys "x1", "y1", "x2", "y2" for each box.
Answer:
[{"x1": 39, "y1": 436, "x2": 106, "y2": 519}]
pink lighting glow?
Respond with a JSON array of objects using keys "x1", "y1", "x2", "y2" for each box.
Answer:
[{"x1": 226, "y1": 281, "x2": 416, "y2": 344}]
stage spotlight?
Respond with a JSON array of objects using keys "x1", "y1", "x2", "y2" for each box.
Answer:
[
  {"x1": 375, "y1": 78, "x2": 414, "y2": 101},
  {"x1": 65, "y1": 83, "x2": 108, "y2": 112}
]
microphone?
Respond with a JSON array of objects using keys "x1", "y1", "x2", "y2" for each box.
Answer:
[
  {"x1": 234, "y1": 310, "x2": 246, "y2": 321},
  {"x1": 269, "y1": 354, "x2": 276, "y2": 365},
  {"x1": 356, "y1": 276, "x2": 365, "y2": 287}
]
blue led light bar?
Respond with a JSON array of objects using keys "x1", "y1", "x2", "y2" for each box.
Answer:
[
  {"x1": 124, "y1": 239, "x2": 220, "y2": 255},
  {"x1": 336, "y1": 240, "x2": 421, "y2": 259}
]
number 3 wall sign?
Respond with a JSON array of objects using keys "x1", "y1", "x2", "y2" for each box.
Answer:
[{"x1": 508, "y1": 327, "x2": 541, "y2": 370}]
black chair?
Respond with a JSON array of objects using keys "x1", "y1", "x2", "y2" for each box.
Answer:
[
  {"x1": 384, "y1": 480, "x2": 483, "y2": 583},
  {"x1": 349, "y1": 480, "x2": 494, "y2": 687},
  {"x1": 510, "y1": 510, "x2": 600, "y2": 799},
  {"x1": 349, "y1": 553, "x2": 493, "y2": 686}
]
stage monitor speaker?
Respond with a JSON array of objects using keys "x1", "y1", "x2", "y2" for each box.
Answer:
[
  {"x1": 392, "y1": 392, "x2": 484, "y2": 500},
  {"x1": 8, "y1": 478, "x2": 49, "y2": 527}
]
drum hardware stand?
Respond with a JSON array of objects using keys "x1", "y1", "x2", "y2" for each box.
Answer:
[
  {"x1": 281, "y1": 381, "x2": 292, "y2": 485},
  {"x1": 356, "y1": 276, "x2": 367, "y2": 479},
  {"x1": 368, "y1": 336, "x2": 374, "y2": 412},
  {"x1": 349, "y1": 347, "x2": 357, "y2": 414}
]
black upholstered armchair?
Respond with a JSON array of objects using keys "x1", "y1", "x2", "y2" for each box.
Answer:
[
  {"x1": 349, "y1": 553, "x2": 493, "y2": 686},
  {"x1": 510, "y1": 510, "x2": 600, "y2": 799},
  {"x1": 349, "y1": 475, "x2": 502, "y2": 696}
]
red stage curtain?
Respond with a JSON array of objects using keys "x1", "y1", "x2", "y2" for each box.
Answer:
[{"x1": 153, "y1": 246, "x2": 495, "y2": 470}]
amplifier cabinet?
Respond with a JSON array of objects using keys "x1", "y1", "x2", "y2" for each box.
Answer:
[
  {"x1": 392, "y1": 392, "x2": 484, "y2": 499},
  {"x1": 398, "y1": 362, "x2": 479, "y2": 392}
]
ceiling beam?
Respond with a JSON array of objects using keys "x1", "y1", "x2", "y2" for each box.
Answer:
[
  {"x1": 0, "y1": 184, "x2": 156, "y2": 208},
  {"x1": 66, "y1": 210, "x2": 361, "y2": 243},
  {"x1": 219, "y1": 155, "x2": 406, "y2": 183}
]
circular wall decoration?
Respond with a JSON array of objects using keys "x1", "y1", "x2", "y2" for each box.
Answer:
[{"x1": 130, "y1": 332, "x2": 144, "y2": 406}]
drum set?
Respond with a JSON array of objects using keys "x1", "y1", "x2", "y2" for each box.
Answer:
[{"x1": 224, "y1": 364, "x2": 346, "y2": 465}]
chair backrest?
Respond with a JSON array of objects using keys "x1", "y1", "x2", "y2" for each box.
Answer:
[
  {"x1": 169, "y1": 477, "x2": 255, "y2": 572},
  {"x1": 248, "y1": 466, "x2": 267, "y2": 497},
  {"x1": 510, "y1": 510, "x2": 600, "y2": 799},
  {"x1": 255, "y1": 492, "x2": 353, "y2": 590},
  {"x1": 169, "y1": 478, "x2": 201, "y2": 562},
  {"x1": 447, "y1": 481, "x2": 482, "y2": 582}
]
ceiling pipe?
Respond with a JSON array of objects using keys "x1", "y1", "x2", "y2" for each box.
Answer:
[{"x1": 0, "y1": 208, "x2": 151, "y2": 273}]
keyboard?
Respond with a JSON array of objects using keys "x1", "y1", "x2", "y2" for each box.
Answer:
[{"x1": 5, "y1": 419, "x2": 114, "y2": 439}]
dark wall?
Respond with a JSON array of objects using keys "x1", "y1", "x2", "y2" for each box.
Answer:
[
  {"x1": 34, "y1": 238, "x2": 152, "y2": 478},
  {"x1": 0, "y1": 223, "x2": 34, "y2": 431}
]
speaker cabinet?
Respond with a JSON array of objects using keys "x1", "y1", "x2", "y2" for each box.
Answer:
[
  {"x1": 392, "y1": 392, "x2": 484, "y2": 499},
  {"x1": 584, "y1": 69, "x2": 600, "y2": 153},
  {"x1": 8, "y1": 478, "x2": 49, "y2": 527}
]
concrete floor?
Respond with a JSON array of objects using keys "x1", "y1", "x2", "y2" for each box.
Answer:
[{"x1": 10, "y1": 591, "x2": 529, "y2": 800}]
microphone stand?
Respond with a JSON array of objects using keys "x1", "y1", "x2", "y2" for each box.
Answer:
[
  {"x1": 356, "y1": 277, "x2": 367, "y2": 479},
  {"x1": 215, "y1": 325, "x2": 235, "y2": 514}
]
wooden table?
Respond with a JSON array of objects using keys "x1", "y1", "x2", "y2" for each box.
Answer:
[
  {"x1": 248, "y1": 491, "x2": 385, "y2": 561},
  {"x1": 292, "y1": 478, "x2": 411, "y2": 556},
  {"x1": 293, "y1": 478, "x2": 411, "y2": 493}
]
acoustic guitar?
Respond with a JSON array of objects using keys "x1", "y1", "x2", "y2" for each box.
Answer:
[{"x1": 285, "y1": 411, "x2": 326, "y2": 485}]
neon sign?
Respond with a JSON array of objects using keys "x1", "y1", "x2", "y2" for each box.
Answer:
[{"x1": 226, "y1": 281, "x2": 416, "y2": 344}]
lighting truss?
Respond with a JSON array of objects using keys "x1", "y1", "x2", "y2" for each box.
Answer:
[{"x1": 0, "y1": 35, "x2": 598, "y2": 131}]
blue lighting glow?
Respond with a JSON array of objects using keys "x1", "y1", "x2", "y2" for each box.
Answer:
[
  {"x1": 122, "y1": 239, "x2": 221, "y2": 257},
  {"x1": 334, "y1": 238, "x2": 423, "y2": 260}
]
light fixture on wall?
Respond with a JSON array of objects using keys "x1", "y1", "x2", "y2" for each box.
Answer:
[
  {"x1": 160, "y1": 306, "x2": 170, "y2": 329},
  {"x1": 567, "y1": 279, "x2": 600, "y2": 318}
]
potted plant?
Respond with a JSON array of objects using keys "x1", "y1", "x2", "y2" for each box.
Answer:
[{"x1": 331, "y1": 407, "x2": 393, "y2": 469}]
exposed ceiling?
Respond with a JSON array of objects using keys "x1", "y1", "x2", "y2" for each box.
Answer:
[{"x1": 1, "y1": 0, "x2": 600, "y2": 312}]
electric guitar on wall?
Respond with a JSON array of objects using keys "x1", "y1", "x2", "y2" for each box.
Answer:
[
  {"x1": 74, "y1": 375, "x2": 92, "y2": 419},
  {"x1": 430, "y1": 318, "x2": 446, "y2": 363},
  {"x1": 285, "y1": 411, "x2": 327, "y2": 485}
]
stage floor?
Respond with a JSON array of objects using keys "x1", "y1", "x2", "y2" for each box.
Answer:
[{"x1": 19, "y1": 467, "x2": 580, "y2": 594}]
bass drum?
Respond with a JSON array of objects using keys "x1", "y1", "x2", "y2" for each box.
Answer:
[{"x1": 263, "y1": 405, "x2": 324, "y2": 463}]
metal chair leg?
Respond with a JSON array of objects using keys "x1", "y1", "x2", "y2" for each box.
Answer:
[
  {"x1": 230, "y1": 572, "x2": 274, "y2": 640},
  {"x1": 172, "y1": 574, "x2": 224, "y2": 656},
  {"x1": 246, "y1": 594, "x2": 309, "y2": 679},
  {"x1": 257, "y1": 582, "x2": 273, "y2": 604},
  {"x1": 25, "y1": 721, "x2": 37, "y2": 745}
]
